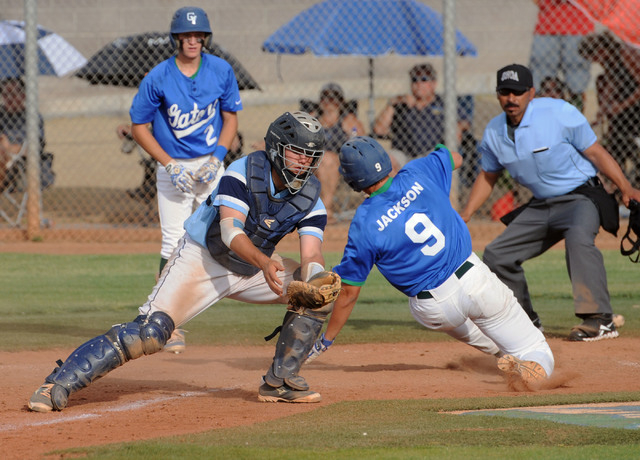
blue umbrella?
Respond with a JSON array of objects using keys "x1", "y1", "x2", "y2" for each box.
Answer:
[
  {"x1": 262, "y1": 0, "x2": 477, "y2": 121},
  {"x1": 0, "y1": 20, "x2": 87, "y2": 79}
]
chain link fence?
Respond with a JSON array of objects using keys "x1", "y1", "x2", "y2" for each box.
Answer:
[{"x1": 0, "y1": 0, "x2": 635, "y2": 242}]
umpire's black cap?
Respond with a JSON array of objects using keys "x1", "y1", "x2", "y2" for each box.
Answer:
[{"x1": 496, "y1": 64, "x2": 533, "y2": 91}]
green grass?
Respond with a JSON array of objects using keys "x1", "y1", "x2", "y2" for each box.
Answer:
[
  {"x1": 1, "y1": 250, "x2": 637, "y2": 350},
  {"x1": 2, "y1": 249, "x2": 640, "y2": 458},
  {"x1": 57, "y1": 395, "x2": 640, "y2": 459}
]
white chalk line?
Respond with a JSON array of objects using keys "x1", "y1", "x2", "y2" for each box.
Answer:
[{"x1": 1, "y1": 386, "x2": 239, "y2": 433}]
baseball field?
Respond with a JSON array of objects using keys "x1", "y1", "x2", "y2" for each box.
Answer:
[{"x1": 1, "y1": 223, "x2": 639, "y2": 459}]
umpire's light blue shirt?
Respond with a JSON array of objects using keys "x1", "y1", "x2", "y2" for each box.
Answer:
[{"x1": 478, "y1": 97, "x2": 598, "y2": 199}]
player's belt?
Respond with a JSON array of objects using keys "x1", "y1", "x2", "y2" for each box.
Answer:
[{"x1": 417, "y1": 260, "x2": 474, "y2": 300}]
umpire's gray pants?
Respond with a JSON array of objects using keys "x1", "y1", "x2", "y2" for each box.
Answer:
[{"x1": 483, "y1": 194, "x2": 612, "y2": 319}]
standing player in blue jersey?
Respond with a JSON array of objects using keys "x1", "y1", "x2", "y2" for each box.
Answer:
[
  {"x1": 130, "y1": 6, "x2": 243, "y2": 352},
  {"x1": 27, "y1": 111, "x2": 333, "y2": 412},
  {"x1": 130, "y1": 6, "x2": 242, "y2": 275},
  {"x1": 307, "y1": 137, "x2": 554, "y2": 386}
]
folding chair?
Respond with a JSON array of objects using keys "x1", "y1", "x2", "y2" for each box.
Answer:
[{"x1": 0, "y1": 144, "x2": 55, "y2": 227}]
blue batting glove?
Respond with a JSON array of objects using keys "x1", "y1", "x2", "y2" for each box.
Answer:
[
  {"x1": 194, "y1": 157, "x2": 222, "y2": 184},
  {"x1": 165, "y1": 161, "x2": 194, "y2": 193},
  {"x1": 305, "y1": 333, "x2": 334, "y2": 364}
]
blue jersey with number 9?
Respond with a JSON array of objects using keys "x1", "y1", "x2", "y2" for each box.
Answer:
[{"x1": 333, "y1": 146, "x2": 472, "y2": 297}]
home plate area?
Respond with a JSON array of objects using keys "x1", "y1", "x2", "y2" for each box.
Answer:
[{"x1": 452, "y1": 402, "x2": 640, "y2": 430}]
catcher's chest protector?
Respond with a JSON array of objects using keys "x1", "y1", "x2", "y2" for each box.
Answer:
[{"x1": 207, "y1": 150, "x2": 320, "y2": 275}]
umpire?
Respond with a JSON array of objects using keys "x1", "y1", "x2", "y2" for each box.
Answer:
[{"x1": 460, "y1": 64, "x2": 640, "y2": 341}]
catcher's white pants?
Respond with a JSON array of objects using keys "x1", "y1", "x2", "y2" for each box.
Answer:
[
  {"x1": 409, "y1": 252, "x2": 555, "y2": 377},
  {"x1": 156, "y1": 157, "x2": 224, "y2": 259},
  {"x1": 138, "y1": 234, "x2": 299, "y2": 327}
]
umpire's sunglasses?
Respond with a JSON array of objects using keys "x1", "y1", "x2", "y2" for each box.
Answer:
[{"x1": 498, "y1": 88, "x2": 528, "y2": 96}]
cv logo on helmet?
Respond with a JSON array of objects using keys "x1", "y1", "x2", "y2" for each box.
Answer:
[
  {"x1": 186, "y1": 12, "x2": 197, "y2": 25},
  {"x1": 306, "y1": 142, "x2": 318, "y2": 148}
]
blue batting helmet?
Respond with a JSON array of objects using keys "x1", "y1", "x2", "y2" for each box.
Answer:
[
  {"x1": 339, "y1": 136, "x2": 392, "y2": 192},
  {"x1": 170, "y1": 6, "x2": 212, "y2": 49}
]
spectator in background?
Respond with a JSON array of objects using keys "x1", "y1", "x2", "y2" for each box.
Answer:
[
  {"x1": 116, "y1": 123, "x2": 157, "y2": 203},
  {"x1": 0, "y1": 77, "x2": 53, "y2": 190},
  {"x1": 529, "y1": 0, "x2": 594, "y2": 112},
  {"x1": 373, "y1": 63, "x2": 471, "y2": 170},
  {"x1": 538, "y1": 76, "x2": 567, "y2": 100},
  {"x1": 311, "y1": 83, "x2": 366, "y2": 223},
  {"x1": 578, "y1": 31, "x2": 640, "y2": 188}
]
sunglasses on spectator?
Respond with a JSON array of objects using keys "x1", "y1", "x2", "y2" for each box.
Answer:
[
  {"x1": 498, "y1": 88, "x2": 528, "y2": 96},
  {"x1": 412, "y1": 76, "x2": 434, "y2": 82}
]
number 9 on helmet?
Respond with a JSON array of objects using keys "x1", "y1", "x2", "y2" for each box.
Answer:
[{"x1": 339, "y1": 136, "x2": 392, "y2": 192}]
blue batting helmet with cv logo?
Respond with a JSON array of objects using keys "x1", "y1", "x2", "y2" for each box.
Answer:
[{"x1": 170, "y1": 6, "x2": 212, "y2": 49}]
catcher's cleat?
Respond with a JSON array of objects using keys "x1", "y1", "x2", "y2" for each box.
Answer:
[
  {"x1": 164, "y1": 328, "x2": 186, "y2": 354},
  {"x1": 258, "y1": 382, "x2": 322, "y2": 403},
  {"x1": 497, "y1": 354, "x2": 547, "y2": 384},
  {"x1": 569, "y1": 315, "x2": 619, "y2": 342},
  {"x1": 28, "y1": 383, "x2": 56, "y2": 412}
]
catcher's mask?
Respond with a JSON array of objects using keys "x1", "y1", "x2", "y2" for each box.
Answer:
[
  {"x1": 265, "y1": 111, "x2": 325, "y2": 194},
  {"x1": 170, "y1": 6, "x2": 212, "y2": 50},
  {"x1": 620, "y1": 199, "x2": 640, "y2": 262},
  {"x1": 339, "y1": 136, "x2": 392, "y2": 192}
]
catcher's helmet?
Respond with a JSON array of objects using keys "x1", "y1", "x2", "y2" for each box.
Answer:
[
  {"x1": 339, "y1": 136, "x2": 392, "y2": 192},
  {"x1": 265, "y1": 111, "x2": 325, "y2": 194},
  {"x1": 170, "y1": 6, "x2": 212, "y2": 49}
]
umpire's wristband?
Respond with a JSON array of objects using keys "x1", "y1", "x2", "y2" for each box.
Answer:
[{"x1": 213, "y1": 145, "x2": 228, "y2": 161}]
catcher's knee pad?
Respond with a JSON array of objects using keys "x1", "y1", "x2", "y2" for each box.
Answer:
[
  {"x1": 105, "y1": 311, "x2": 174, "y2": 360},
  {"x1": 45, "y1": 312, "x2": 174, "y2": 408},
  {"x1": 265, "y1": 310, "x2": 323, "y2": 390}
]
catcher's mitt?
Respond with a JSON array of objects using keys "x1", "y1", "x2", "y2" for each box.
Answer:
[{"x1": 287, "y1": 271, "x2": 341, "y2": 311}]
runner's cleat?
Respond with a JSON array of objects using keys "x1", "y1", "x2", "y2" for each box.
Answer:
[{"x1": 497, "y1": 354, "x2": 547, "y2": 384}]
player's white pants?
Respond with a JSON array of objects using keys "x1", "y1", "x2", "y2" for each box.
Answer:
[
  {"x1": 408, "y1": 252, "x2": 555, "y2": 377},
  {"x1": 138, "y1": 234, "x2": 299, "y2": 327},
  {"x1": 156, "y1": 157, "x2": 224, "y2": 259}
]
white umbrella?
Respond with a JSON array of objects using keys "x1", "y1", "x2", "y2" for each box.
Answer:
[{"x1": 0, "y1": 20, "x2": 86, "y2": 78}]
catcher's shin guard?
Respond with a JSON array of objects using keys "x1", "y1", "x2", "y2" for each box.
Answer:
[
  {"x1": 43, "y1": 312, "x2": 174, "y2": 410},
  {"x1": 265, "y1": 310, "x2": 324, "y2": 391}
]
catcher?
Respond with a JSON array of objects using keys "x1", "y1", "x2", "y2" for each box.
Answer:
[{"x1": 28, "y1": 111, "x2": 341, "y2": 412}]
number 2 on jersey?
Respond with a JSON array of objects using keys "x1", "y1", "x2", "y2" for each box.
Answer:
[
  {"x1": 204, "y1": 125, "x2": 218, "y2": 146},
  {"x1": 405, "y1": 213, "x2": 445, "y2": 256}
]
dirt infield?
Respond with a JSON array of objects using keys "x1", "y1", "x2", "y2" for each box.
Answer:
[
  {"x1": 1, "y1": 221, "x2": 637, "y2": 459},
  {"x1": 0, "y1": 219, "x2": 627, "y2": 254},
  {"x1": 2, "y1": 339, "x2": 640, "y2": 459}
]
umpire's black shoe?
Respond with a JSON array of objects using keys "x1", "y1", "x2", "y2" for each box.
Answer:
[
  {"x1": 532, "y1": 316, "x2": 544, "y2": 333},
  {"x1": 569, "y1": 314, "x2": 619, "y2": 342},
  {"x1": 258, "y1": 382, "x2": 321, "y2": 403}
]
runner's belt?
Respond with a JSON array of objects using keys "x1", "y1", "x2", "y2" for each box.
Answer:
[{"x1": 417, "y1": 260, "x2": 474, "y2": 300}]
